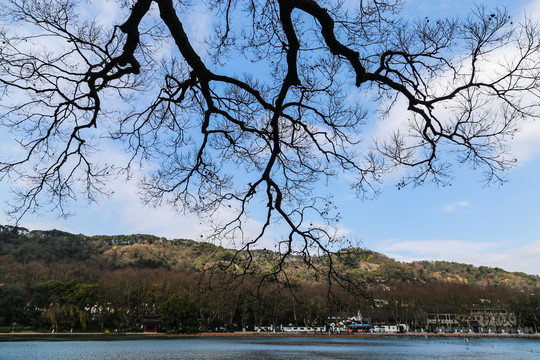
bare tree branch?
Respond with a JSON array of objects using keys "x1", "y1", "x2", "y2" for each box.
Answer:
[{"x1": 1, "y1": 0, "x2": 540, "y2": 296}]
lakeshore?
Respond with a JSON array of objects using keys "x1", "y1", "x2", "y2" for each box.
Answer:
[{"x1": 2, "y1": 331, "x2": 540, "y2": 339}]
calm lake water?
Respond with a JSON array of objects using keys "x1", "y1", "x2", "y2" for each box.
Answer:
[{"x1": 1, "y1": 335, "x2": 540, "y2": 359}]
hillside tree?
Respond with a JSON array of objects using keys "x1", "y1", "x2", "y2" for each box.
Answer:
[{"x1": 158, "y1": 293, "x2": 199, "y2": 333}]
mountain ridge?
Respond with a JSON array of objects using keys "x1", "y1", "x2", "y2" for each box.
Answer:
[{"x1": 1, "y1": 224, "x2": 537, "y2": 289}]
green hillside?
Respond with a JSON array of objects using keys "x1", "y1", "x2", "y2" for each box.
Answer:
[
  {"x1": 1, "y1": 225, "x2": 539, "y2": 333},
  {"x1": 1, "y1": 225, "x2": 535, "y2": 288}
]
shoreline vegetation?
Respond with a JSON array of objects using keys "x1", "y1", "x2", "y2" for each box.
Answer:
[{"x1": 1, "y1": 331, "x2": 540, "y2": 339}]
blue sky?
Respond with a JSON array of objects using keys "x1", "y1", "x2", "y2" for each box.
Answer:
[{"x1": 1, "y1": 0, "x2": 540, "y2": 275}]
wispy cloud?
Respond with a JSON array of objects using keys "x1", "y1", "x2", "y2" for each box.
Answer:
[
  {"x1": 508, "y1": 120, "x2": 540, "y2": 164},
  {"x1": 443, "y1": 201, "x2": 470, "y2": 213},
  {"x1": 375, "y1": 238, "x2": 540, "y2": 275},
  {"x1": 83, "y1": 0, "x2": 125, "y2": 28},
  {"x1": 183, "y1": 3, "x2": 213, "y2": 56}
]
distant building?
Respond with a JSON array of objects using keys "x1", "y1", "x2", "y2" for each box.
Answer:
[
  {"x1": 281, "y1": 326, "x2": 326, "y2": 333},
  {"x1": 142, "y1": 313, "x2": 159, "y2": 333},
  {"x1": 468, "y1": 307, "x2": 516, "y2": 333},
  {"x1": 426, "y1": 307, "x2": 517, "y2": 333},
  {"x1": 426, "y1": 313, "x2": 459, "y2": 333},
  {"x1": 370, "y1": 324, "x2": 408, "y2": 333}
]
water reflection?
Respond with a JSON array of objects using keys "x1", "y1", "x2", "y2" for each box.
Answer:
[{"x1": 1, "y1": 336, "x2": 539, "y2": 360}]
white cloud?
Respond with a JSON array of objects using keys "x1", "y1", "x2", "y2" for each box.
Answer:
[
  {"x1": 361, "y1": 0, "x2": 540, "y2": 175},
  {"x1": 0, "y1": 137, "x2": 277, "y2": 249},
  {"x1": 183, "y1": 3, "x2": 213, "y2": 56},
  {"x1": 508, "y1": 120, "x2": 540, "y2": 163},
  {"x1": 375, "y1": 238, "x2": 540, "y2": 275},
  {"x1": 525, "y1": 0, "x2": 540, "y2": 21},
  {"x1": 84, "y1": 0, "x2": 125, "y2": 28},
  {"x1": 443, "y1": 201, "x2": 471, "y2": 213},
  {"x1": 85, "y1": 150, "x2": 275, "y2": 247}
]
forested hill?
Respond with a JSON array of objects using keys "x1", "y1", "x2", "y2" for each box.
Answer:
[
  {"x1": 1, "y1": 225, "x2": 537, "y2": 289},
  {"x1": 2, "y1": 224, "x2": 540, "y2": 333}
]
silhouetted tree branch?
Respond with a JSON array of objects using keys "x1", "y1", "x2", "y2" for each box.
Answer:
[{"x1": 1, "y1": 0, "x2": 540, "y2": 295}]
